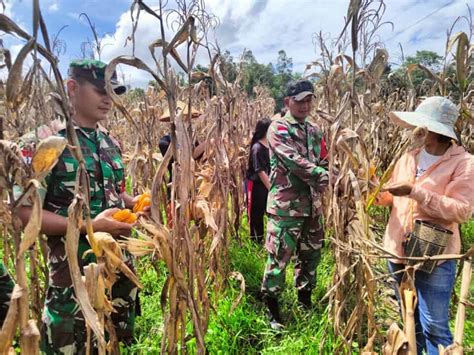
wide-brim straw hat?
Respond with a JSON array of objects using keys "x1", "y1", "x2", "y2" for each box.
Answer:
[
  {"x1": 159, "y1": 100, "x2": 202, "y2": 122},
  {"x1": 389, "y1": 96, "x2": 458, "y2": 141}
]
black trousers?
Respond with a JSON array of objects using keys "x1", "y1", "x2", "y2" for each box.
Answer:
[{"x1": 247, "y1": 179, "x2": 268, "y2": 244}]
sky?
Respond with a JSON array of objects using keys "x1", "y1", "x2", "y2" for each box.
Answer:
[{"x1": 2, "y1": 0, "x2": 472, "y2": 87}]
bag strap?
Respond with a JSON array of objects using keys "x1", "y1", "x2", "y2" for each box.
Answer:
[{"x1": 409, "y1": 153, "x2": 419, "y2": 232}]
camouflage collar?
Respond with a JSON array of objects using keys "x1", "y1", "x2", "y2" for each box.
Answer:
[
  {"x1": 70, "y1": 121, "x2": 110, "y2": 143},
  {"x1": 56, "y1": 121, "x2": 110, "y2": 145},
  {"x1": 283, "y1": 112, "x2": 306, "y2": 125},
  {"x1": 71, "y1": 121, "x2": 108, "y2": 134}
]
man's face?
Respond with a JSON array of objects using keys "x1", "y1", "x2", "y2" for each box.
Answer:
[
  {"x1": 68, "y1": 79, "x2": 112, "y2": 123},
  {"x1": 285, "y1": 95, "x2": 313, "y2": 120}
]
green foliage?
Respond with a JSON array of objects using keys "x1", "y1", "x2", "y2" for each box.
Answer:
[
  {"x1": 123, "y1": 257, "x2": 166, "y2": 354},
  {"x1": 176, "y1": 49, "x2": 303, "y2": 113},
  {"x1": 241, "y1": 50, "x2": 275, "y2": 99},
  {"x1": 125, "y1": 88, "x2": 145, "y2": 101},
  {"x1": 401, "y1": 50, "x2": 443, "y2": 89},
  {"x1": 452, "y1": 219, "x2": 474, "y2": 352},
  {"x1": 238, "y1": 49, "x2": 303, "y2": 113},
  {"x1": 220, "y1": 50, "x2": 238, "y2": 83},
  {"x1": 404, "y1": 50, "x2": 443, "y2": 71},
  {"x1": 126, "y1": 216, "x2": 474, "y2": 353},
  {"x1": 127, "y1": 215, "x2": 349, "y2": 353},
  {"x1": 460, "y1": 219, "x2": 474, "y2": 251}
]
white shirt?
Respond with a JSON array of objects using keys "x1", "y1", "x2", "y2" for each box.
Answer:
[{"x1": 416, "y1": 149, "x2": 442, "y2": 178}]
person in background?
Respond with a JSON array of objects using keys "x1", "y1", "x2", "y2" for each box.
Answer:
[
  {"x1": 377, "y1": 96, "x2": 474, "y2": 355},
  {"x1": 158, "y1": 102, "x2": 205, "y2": 183},
  {"x1": 0, "y1": 263, "x2": 14, "y2": 327},
  {"x1": 261, "y1": 80, "x2": 329, "y2": 330},
  {"x1": 246, "y1": 118, "x2": 272, "y2": 244}
]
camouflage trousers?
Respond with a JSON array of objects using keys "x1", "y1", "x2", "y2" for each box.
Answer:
[
  {"x1": 261, "y1": 215, "x2": 323, "y2": 297},
  {"x1": 41, "y1": 237, "x2": 138, "y2": 355},
  {"x1": 0, "y1": 263, "x2": 14, "y2": 328}
]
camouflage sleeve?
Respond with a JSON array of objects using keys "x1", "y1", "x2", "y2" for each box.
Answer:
[{"x1": 268, "y1": 121, "x2": 328, "y2": 187}]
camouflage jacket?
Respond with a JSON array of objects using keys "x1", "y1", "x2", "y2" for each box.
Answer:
[
  {"x1": 43, "y1": 124, "x2": 125, "y2": 219},
  {"x1": 266, "y1": 112, "x2": 328, "y2": 218},
  {"x1": 38, "y1": 124, "x2": 126, "y2": 287}
]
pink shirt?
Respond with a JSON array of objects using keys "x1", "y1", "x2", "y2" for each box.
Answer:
[{"x1": 378, "y1": 145, "x2": 474, "y2": 263}]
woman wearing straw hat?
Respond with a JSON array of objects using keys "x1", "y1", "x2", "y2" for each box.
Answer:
[{"x1": 377, "y1": 96, "x2": 474, "y2": 354}]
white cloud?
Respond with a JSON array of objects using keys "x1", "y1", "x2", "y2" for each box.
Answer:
[
  {"x1": 48, "y1": 2, "x2": 59, "y2": 13},
  {"x1": 204, "y1": 0, "x2": 471, "y2": 70},
  {"x1": 99, "y1": 6, "x2": 220, "y2": 87},
  {"x1": 2, "y1": 0, "x2": 14, "y2": 17},
  {"x1": 36, "y1": 0, "x2": 470, "y2": 88},
  {"x1": 380, "y1": 0, "x2": 470, "y2": 63}
]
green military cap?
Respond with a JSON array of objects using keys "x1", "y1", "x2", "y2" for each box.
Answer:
[
  {"x1": 286, "y1": 80, "x2": 315, "y2": 101},
  {"x1": 68, "y1": 59, "x2": 127, "y2": 95}
]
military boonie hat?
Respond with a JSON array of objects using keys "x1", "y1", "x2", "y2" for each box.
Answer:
[
  {"x1": 286, "y1": 80, "x2": 315, "y2": 101},
  {"x1": 68, "y1": 59, "x2": 127, "y2": 95}
]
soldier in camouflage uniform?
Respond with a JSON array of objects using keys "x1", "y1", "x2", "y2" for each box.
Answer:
[
  {"x1": 261, "y1": 80, "x2": 329, "y2": 329},
  {"x1": 0, "y1": 262, "x2": 14, "y2": 327},
  {"x1": 18, "y1": 60, "x2": 140, "y2": 354}
]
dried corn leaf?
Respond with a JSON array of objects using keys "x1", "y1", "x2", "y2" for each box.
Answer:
[
  {"x1": 0, "y1": 285, "x2": 21, "y2": 352},
  {"x1": 6, "y1": 38, "x2": 34, "y2": 109},
  {"x1": 163, "y1": 16, "x2": 195, "y2": 55},
  {"x1": 64, "y1": 196, "x2": 106, "y2": 349},
  {"x1": 90, "y1": 232, "x2": 143, "y2": 289},
  {"x1": 448, "y1": 32, "x2": 469, "y2": 92},
  {"x1": 18, "y1": 181, "x2": 42, "y2": 257},
  {"x1": 0, "y1": 14, "x2": 30, "y2": 40},
  {"x1": 194, "y1": 197, "x2": 218, "y2": 231},
  {"x1": 382, "y1": 323, "x2": 408, "y2": 355},
  {"x1": 228, "y1": 272, "x2": 245, "y2": 315}
]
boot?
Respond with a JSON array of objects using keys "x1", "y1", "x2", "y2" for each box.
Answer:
[
  {"x1": 297, "y1": 289, "x2": 312, "y2": 310},
  {"x1": 265, "y1": 296, "x2": 284, "y2": 330}
]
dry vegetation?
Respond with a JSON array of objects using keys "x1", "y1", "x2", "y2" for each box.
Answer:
[{"x1": 0, "y1": 0, "x2": 473, "y2": 354}]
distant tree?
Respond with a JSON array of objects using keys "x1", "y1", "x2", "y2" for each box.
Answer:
[
  {"x1": 220, "y1": 50, "x2": 238, "y2": 82},
  {"x1": 275, "y1": 50, "x2": 293, "y2": 82},
  {"x1": 194, "y1": 64, "x2": 209, "y2": 73},
  {"x1": 191, "y1": 49, "x2": 303, "y2": 112},
  {"x1": 272, "y1": 50, "x2": 294, "y2": 111},
  {"x1": 241, "y1": 50, "x2": 274, "y2": 97},
  {"x1": 126, "y1": 87, "x2": 145, "y2": 101},
  {"x1": 401, "y1": 50, "x2": 443, "y2": 89},
  {"x1": 404, "y1": 50, "x2": 443, "y2": 71},
  {"x1": 177, "y1": 72, "x2": 187, "y2": 86}
]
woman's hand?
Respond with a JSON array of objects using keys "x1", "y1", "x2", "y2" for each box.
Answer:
[{"x1": 383, "y1": 182, "x2": 413, "y2": 196}]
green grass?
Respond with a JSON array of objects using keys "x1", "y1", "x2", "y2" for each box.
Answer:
[
  {"x1": 1, "y1": 215, "x2": 472, "y2": 353},
  {"x1": 126, "y1": 216, "x2": 350, "y2": 354},
  {"x1": 125, "y1": 217, "x2": 474, "y2": 353},
  {"x1": 456, "y1": 218, "x2": 474, "y2": 352}
]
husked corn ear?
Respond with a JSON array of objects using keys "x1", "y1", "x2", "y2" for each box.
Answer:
[
  {"x1": 133, "y1": 193, "x2": 151, "y2": 213},
  {"x1": 32, "y1": 136, "x2": 67, "y2": 175},
  {"x1": 125, "y1": 213, "x2": 137, "y2": 224},
  {"x1": 112, "y1": 209, "x2": 137, "y2": 224}
]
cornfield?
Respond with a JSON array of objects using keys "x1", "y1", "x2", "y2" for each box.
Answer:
[{"x1": 0, "y1": 0, "x2": 473, "y2": 354}]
